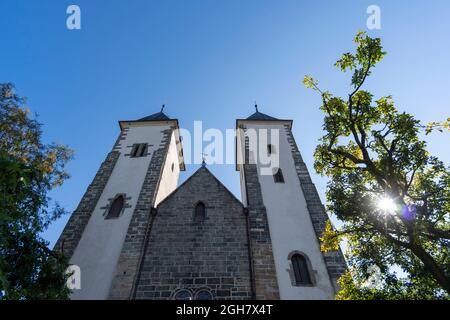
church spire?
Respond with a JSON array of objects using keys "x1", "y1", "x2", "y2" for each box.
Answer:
[
  {"x1": 138, "y1": 105, "x2": 170, "y2": 121},
  {"x1": 246, "y1": 103, "x2": 278, "y2": 120}
]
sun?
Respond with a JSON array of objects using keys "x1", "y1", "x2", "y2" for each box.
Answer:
[{"x1": 377, "y1": 197, "x2": 397, "y2": 215}]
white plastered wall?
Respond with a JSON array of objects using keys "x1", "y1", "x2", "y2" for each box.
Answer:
[
  {"x1": 238, "y1": 122, "x2": 335, "y2": 300},
  {"x1": 70, "y1": 123, "x2": 179, "y2": 299}
]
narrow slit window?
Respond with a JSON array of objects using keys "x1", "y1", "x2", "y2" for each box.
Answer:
[
  {"x1": 194, "y1": 202, "x2": 206, "y2": 223},
  {"x1": 267, "y1": 144, "x2": 275, "y2": 155},
  {"x1": 136, "y1": 143, "x2": 144, "y2": 157},
  {"x1": 131, "y1": 143, "x2": 148, "y2": 157},
  {"x1": 273, "y1": 168, "x2": 285, "y2": 183},
  {"x1": 106, "y1": 195, "x2": 124, "y2": 219},
  {"x1": 131, "y1": 144, "x2": 138, "y2": 157}
]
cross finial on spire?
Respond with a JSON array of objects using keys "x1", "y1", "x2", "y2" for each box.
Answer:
[
  {"x1": 254, "y1": 102, "x2": 258, "y2": 113},
  {"x1": 201, "y1": 153, "x2": 208, "y2": 167},
  {"x1": 160, "y1": 104, "x2": 165, "y2": 113}
]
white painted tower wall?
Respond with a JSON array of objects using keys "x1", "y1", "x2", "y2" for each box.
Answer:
[
  {"x1": 70, "y1": 122, "x2": 180, "y2": 299},
  {"x1": 237, "y1": 122, "x2": 335, "y2": 300}
]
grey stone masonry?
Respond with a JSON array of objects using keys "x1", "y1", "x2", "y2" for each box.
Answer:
[
  {"x1": 108, "y1": 128, "x2": 173, "y2": 300},
  {"x1": 113, "y1": 126, "x2": 129, "y2": 151},
  {"x1": 241, "y1": 128, "x2": 280, "y2": 300},
  {"x1": 54, "y1": 150, "x2": 120, "y2": 258},
  {"x1": 134, "y1": 167, "x2": 252, "y2": 300},
  {"x1": 284, "y1": 125, "x2": 347, "y2": 293}
]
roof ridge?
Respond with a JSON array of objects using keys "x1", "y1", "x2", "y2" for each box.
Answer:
[{"x1": 156, "y1": 166, "x2": 243, "y2": 207}]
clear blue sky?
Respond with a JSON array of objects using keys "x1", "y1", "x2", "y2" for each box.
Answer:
[{"x1": 1, "y1": 0, "x2": 449, "y2": 247}]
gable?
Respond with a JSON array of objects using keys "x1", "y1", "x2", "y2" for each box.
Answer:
[
  {"x1": 135, "y1": 166, "x2": 251, "y2": 299},
  {"x1": 156, "y1": 167, "x2": 243, "y2": 209}
]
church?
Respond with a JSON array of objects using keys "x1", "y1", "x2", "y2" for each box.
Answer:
[{"x1": 55, "y1": 108, "x2": 347, "y2": 300}]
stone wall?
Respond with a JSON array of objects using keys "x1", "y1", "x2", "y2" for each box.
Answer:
[
  {"x1": 133, "y1": 167, "x2": 252, "y2": 300},
  {"x1": 243, "y1": 163, "x2": 280, "y2": 300}
]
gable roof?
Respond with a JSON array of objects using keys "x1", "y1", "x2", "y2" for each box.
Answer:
[{"x1": 157, "y1": 166, "x2": 243, "y2": 207}]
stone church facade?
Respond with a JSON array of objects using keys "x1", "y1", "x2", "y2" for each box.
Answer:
[
  {"x1": 134, "y1": 167, "x2": 252, "y2": 300},
  {"x1": 55, "y1": 109, "x2": 347, "y2": 300}
]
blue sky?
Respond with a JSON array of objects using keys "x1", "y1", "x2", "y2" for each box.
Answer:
[{"x1": 1, "y1": 0, "x2": 449, "y2": 247}]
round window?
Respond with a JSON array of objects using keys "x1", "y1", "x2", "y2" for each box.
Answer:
[
  {"x1": 195, "y1": 289, "x2": 213, "y2": 300},
  {"x1": 174, "y1": 289, "x2": 192, "y2": 300}
]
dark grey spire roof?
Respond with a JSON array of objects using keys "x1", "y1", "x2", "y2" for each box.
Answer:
[
  {"x1": 246, "y1": 111, "x2": 278, "y2": 120},
  {"x1": 138, "y1": 111, "x2": 170, "y2": 121},
  {"x1": 138, "y1": 105, "x2": 171, "y2": 121},
  {"x1": 246, "y1": 104, "x2": 278, "y2": 120}
]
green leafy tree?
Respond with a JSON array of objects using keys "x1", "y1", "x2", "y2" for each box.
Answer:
[
  {"x1": 424, "y1": 119, "x2": 450, "y2": 135},
  {"x1": 0, "y1": 83, "x2": 73, "y2": 299},
  {"x1": 303, "y1": 32, "x2": 449, "y2": 299}
]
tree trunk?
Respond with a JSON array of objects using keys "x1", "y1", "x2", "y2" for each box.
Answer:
[{"x1": 410, "y1": 243, "x2": 450, "y2": 295}]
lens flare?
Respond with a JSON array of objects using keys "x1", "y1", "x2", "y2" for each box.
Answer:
[
  {"x1": 401, "y1": 204, "x2": 417, "y2": 221},
  {"x1": 377, "y1": 197, "x2": 397, "y2": 215}
]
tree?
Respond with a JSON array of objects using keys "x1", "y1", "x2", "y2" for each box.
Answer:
[
  {"x1": 0, "y1": 83, "x2": 73, "y2": 299},
  {"x1": 303, "y1": 32, "x2": 449, "y2": 299}
]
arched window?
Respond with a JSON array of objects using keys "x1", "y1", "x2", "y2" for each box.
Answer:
[
  {"x1": 174, "y1": 289, "x2": 193, "y2": 300},
  {"x1": 273, "y1": 168, "x2": 285, "y2": 183},
  {"x1": 194, "y1": 202, "x2": 206, "y2": 223},
  {"x1": 291, "y1": 253, "x2": 312, "y2": 285},
  {"x1": 106, "y1": 195, "x2": 124, "y2": 219},
  {"x1": 195, "y1": 289, "x2": 213, "y2": 300}
]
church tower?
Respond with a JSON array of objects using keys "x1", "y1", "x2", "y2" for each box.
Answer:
[
  {"x1": 55, "y1": 109, "x2": 185, "y2": 300},
  {"x1": 236, "y1": 107, "x2": 347, "y2": 299}
]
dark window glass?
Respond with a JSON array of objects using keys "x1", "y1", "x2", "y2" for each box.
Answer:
[
  {"x1": 171, "y1": 163, "x2": 175, "y2": 172},
  {"x1": 174, "y1": 290, "x2": 192, "y2": 300},
  {"x1": 136, "y1": 143, "x2": 145, "y2": 157},
  {"x1": 106, "y1": 195, "x2": 124, "y2": 219},
  {"x1": 267, "y1": 144, "x2": 275, "y2": 154},
  {"x1": 273, "y1": 168, "x2": 285, "y2": 183},
  {"x1": 131, "y1": 143, "x2": 148, "y2": 157},
  {"x1": 130, "y1": 144, "x2": 138, "y2": 157},
  {"x1": 292, "y1": 254, "x2": 312, "y2": 285},
  {"x1": 195, "y1": 290, "x2": 213, "y2": 300},
  {"x1": 194, "y1": 202, "x2": 206, "y2": 223}
]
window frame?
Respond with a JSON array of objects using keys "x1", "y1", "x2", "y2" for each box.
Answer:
[
  {"x1": 105, "y1": 195, "x2": 125, "y2": 220},
  {"x1": 130, "y1": 143, "x2": 148, "y2": 157},
  {"x1": 194, "y1": 289, "x2": 214, "y2": 300},
  {"x1": 173, "y1": 289, "x2": 193, "y2": 300},
  {"x1": 288, "y1": 251, "x2": 316, "y2": 287}
]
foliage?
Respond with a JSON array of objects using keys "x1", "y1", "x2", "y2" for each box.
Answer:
[
  {"x1": 304, "y1": 32, "x2": 450, "y2": 299},
  {"x1": 424, "y1": 119, "x2": 450, "y2": 135},
  {"x1": 335, "y1": 270, "x2": 447, "y2": 300},
  {"x1": 0, "y1": 83, "x2": 73, "y2": 299}
]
